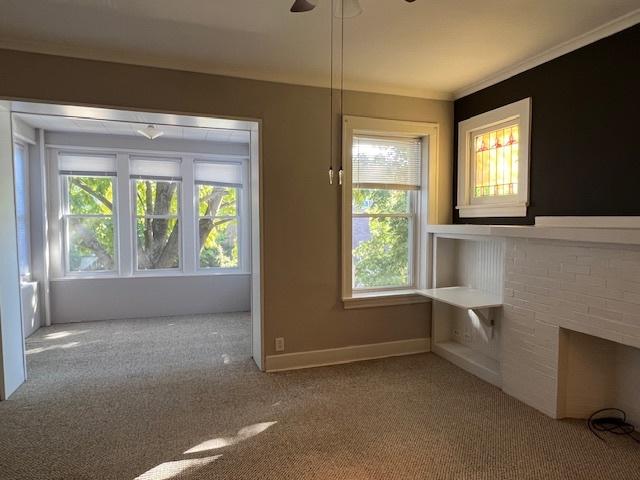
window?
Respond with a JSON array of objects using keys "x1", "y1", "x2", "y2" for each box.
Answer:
[
  {"x1": 59, "y1": 153, "x2": 117, "y2": 274},
  {"x1": 13, "y1": 142, "x2": 31, "y2": 279},
  {"x1": 457, "y1": 98, "x2": 531, "y2": 218},
  {"x1": 352, "y1": 136, "x2": 420, "y2": 290},
  {"x1": 342, "y1": 116, "x2": 437, "y2": 308},
  {"x1": 131, "y1": 157, "x2": 182, "y2": 271},
  {"x1": 194, "y1": 161, "x2": 243, "y2": 270},
  {"x1": 51, "y1": 145, "x2": 250, "y2": 279}
]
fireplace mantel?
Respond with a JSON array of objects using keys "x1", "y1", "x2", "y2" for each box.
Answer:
[
  {"x1": 426, "y1": 224, "x2": 640, "y2": 422},
  {"x1": 427, "y1": 224, "x2": 640, "y2": 246}
]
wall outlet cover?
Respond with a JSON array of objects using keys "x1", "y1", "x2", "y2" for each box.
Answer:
[{"x1": 275, "y1": 337, "x2": 285, "y2": 352}]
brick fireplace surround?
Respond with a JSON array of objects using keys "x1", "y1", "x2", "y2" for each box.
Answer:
[{"x1": 427, "y1": 224, "x2": 640, "y2": 424}]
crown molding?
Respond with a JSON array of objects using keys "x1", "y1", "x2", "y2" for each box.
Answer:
[{"x1": 453, "y1": 9, "x2": 640, "y2": 100}]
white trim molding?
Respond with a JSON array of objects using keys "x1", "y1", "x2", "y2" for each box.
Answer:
[
  {"x1": 454, "y1": 9, "x2": 640, "y2": 99},
  {"x1": 265, "y1": 337, "x2": 430, "y2": 372},
  {"x1": 535, "y1": 216, "x2": 640, "y2": 229},
  {"x1": 341, "y1": 116, "x2": 439, "y2": 305},
  {"x1": 457, "y1": 98, "x2": 531, "y2": 218}
]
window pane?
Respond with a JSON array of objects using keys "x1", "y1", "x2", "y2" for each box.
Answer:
[
  {"x1": 14, "y1": 144, "x2": 30, "y2": 277},
  {"x1": 199, "y1": 218, "x2": 239, "y2": 268},
  {"x1": 198, "y1": 185, "x2": 237, "y2": 217},
  {"x1": 473, "y1": 125, "x2": 519, "y2": 198},
  {"x1": 135, "y1": 180, "x2": 179, "y2": 216},
  {"x1": 67, "y1": 217, "x2": 115, "y2": 272},
  {"x1": 136, "y1": 218, "x2": 180, "y2": 270},
  {"x1": 67, "y1": 176, "x2": 114, "y2": 215},
  {"x1": 352, "y1": 216, "x2": 410, "y2": 289},
  {"x1": 352, "y1": 188, "x2": 409, "y2": 214}
]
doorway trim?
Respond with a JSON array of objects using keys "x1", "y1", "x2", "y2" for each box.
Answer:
[{"x1": 0, "y1": 100, "x2": 265, "y2": 399}]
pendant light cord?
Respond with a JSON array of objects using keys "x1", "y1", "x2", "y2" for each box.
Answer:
[
  {"x1": 329, "y1": 0, "x2": 334, "y2": 185},
  {"x1": 338, "y1": 0, "x2": 344, "y2": 185}
]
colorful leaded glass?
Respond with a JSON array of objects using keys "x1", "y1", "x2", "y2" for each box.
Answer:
[{"x1": 473, "y1": 125, "x2": 519, "y2": 198}]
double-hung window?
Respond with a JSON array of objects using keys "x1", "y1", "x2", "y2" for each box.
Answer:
[
  {"x1": 59, "y1": 153, "x2": 118, "y2": 274},
  {"x1": 342, "y1": 116, "x2": 437, "y2": 308},
  {"x1": 351, "y1": 135, "x2": 420, "y2": 290},
  {"x1": 194, "y1": 161, "x2": 243, "y2": 270},
  {"x1": 130, "y1": 157, "x2": 182, "y2": 271}
]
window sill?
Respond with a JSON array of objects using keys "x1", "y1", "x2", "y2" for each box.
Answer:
[
  {"x1": 343, "y1": 290, "x2": 430, "y2": 310},
  {"x1": 456, "y1": 202, "x2": 527, "y2": 218}
]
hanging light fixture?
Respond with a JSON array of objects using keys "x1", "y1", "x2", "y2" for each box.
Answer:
[
  {"x1": 290, "y1": 0, "x2": 316, "y2": 12},
  {"x1": 136, "y1": 124, "x2": 164, "y2": 140}
]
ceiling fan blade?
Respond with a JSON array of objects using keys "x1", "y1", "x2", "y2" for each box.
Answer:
[{"x1": 290, "y1": 0, "x2": 316, "y2": 13}]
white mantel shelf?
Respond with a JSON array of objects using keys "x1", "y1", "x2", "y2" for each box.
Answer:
[{"x1": 426, "y1": 224, "x2": 640, "y2": 246}]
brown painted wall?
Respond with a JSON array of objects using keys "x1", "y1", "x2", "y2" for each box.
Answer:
[{"x1": 0, "y1": 49, "x2": 453, "y2": 356}]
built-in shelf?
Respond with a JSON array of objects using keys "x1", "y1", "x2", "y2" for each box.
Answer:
[
  {"x1": 432, "y1": 341, "x2": 501, "y2": 387},
  {"x1": 415, "y1": 286, "x2": 502, "y2": 310}
]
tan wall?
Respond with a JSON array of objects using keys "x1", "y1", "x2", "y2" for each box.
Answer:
[{"x1": 0, "y1": 49, "x2": 453, "y2": 356}]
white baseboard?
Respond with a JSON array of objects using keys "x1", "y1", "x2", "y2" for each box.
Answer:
[{"x1": 265, "y1": 337, "x2": 430, "y2": 372}]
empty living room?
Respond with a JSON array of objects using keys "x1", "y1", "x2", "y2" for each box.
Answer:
[{"x1": 0, "y1": 1, "x2": 639, "y2": 479}]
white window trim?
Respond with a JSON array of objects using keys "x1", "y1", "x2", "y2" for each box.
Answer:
[
  {"x1": 456, "y1": 98, "x2": 531, "y2": 218},
  {"x1": 131, "y1": 177, "x2": 183, "y2": 274},
  {"x1": 48, "y1": 145, "x2": 251, "y2": 279},
  {"x1": 341, "y1": 116, "x2": 438, "y2": 309},
  {"x1": 194, "y1": 159, "x2": 249, "y2": 274},
  {"x1": 60, "y1": 173, "x2": 120, "y2": 277},
  {"x1": 13, "y1": 141, "x2": 32, "y2": 281}
]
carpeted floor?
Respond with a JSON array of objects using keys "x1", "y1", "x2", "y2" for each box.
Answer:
[{"x1": 0, "y1": 313, "x2": 639, "y2": 480}]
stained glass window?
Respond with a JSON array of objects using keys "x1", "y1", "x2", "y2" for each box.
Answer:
[{"x1": 472, "y1": 124, "x2": 519, "y2": 198}]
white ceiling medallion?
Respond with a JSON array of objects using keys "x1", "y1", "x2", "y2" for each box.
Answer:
[
  {"x1": 335, "y1": 0, "x2": 363, "y2": 18},
  {"x1": 136, "y1": 124, "x2": 164, "y2": 140}
]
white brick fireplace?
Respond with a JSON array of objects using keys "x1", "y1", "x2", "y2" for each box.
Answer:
[{"x1": 426, "y1": 225, "x2": 640, "y2": 423}]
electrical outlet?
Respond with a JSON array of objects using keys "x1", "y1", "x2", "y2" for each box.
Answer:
[{"x1": 275, "y1": 337, "x2": 285, "y2": 352}]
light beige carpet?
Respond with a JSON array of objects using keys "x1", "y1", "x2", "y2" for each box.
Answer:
[{"x1": 0, "y1": 313, "x2": 638, "y2": 480}]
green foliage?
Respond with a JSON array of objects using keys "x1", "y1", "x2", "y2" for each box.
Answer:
[
  {"x1": 65, "y1": 176, "x2": 240, "y2": 272},
  {"x1": 198, "y1": 186, "x2": 239, "y2": 268},
  {"x1": 352, "y1": 188, "x2": 410, "y2": 289},
  {"x1": 66, "y1": 176, "x2": 115, "y2": 272},
  {"x1": 135, "y1": 180, "x2": 180, "y2": 270}
]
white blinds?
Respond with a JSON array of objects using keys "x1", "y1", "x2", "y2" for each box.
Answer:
[
  {"x1": 352, "y1": 135, "x2": 421, "y2": 190},
  {"x1": 58, "y1": 153, "x2": 117, "y2": 176},
  {"x1": 194, "y1": 160, "x2": 243, "y2": 187},
  {"x1": 130, "y1": 157, "x2": 181, "y2": 180}
]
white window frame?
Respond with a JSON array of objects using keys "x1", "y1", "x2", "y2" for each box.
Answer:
[
  {"x1": 60, "y1": 171, "x2": 119, "y2": 277},
  {"x1": 342, "y1": 116, "x2": 438, "y2": 309},
  {"x1": 13, "y1": 141, "x2": 31, "y2": 281},
  {"x1": 131, "y1": 176, "x2": 183, "y2": 275},
  {"x1": 456, "y1": 98, "x2": 531, "y2": 218},
  {"x1": 196, "y1": 182, "x2": 244, "y2": 273},
  {"x1": 48, "y1": 145, "x2": 251, "y2": 279}
]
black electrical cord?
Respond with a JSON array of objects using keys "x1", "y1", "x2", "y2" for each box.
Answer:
[{"x1": 587, "y1": 408, "x2": 640, "y2": 444}]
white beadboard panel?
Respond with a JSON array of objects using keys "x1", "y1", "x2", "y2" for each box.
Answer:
[{"x1": 455, "y1": 238, "x2": 505, "y2": 295}]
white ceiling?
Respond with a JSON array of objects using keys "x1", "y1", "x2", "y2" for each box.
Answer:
[
  {"x1": 0, "y1": 0, "x2": 638, "y2": 99},
  {"x1": 15, "y1": 113, "x2": 251, "y2": 143}
]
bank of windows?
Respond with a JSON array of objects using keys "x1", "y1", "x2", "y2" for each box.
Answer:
[{"x1": 57, "y1": 152, "x2": 245, "y2": 277}]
